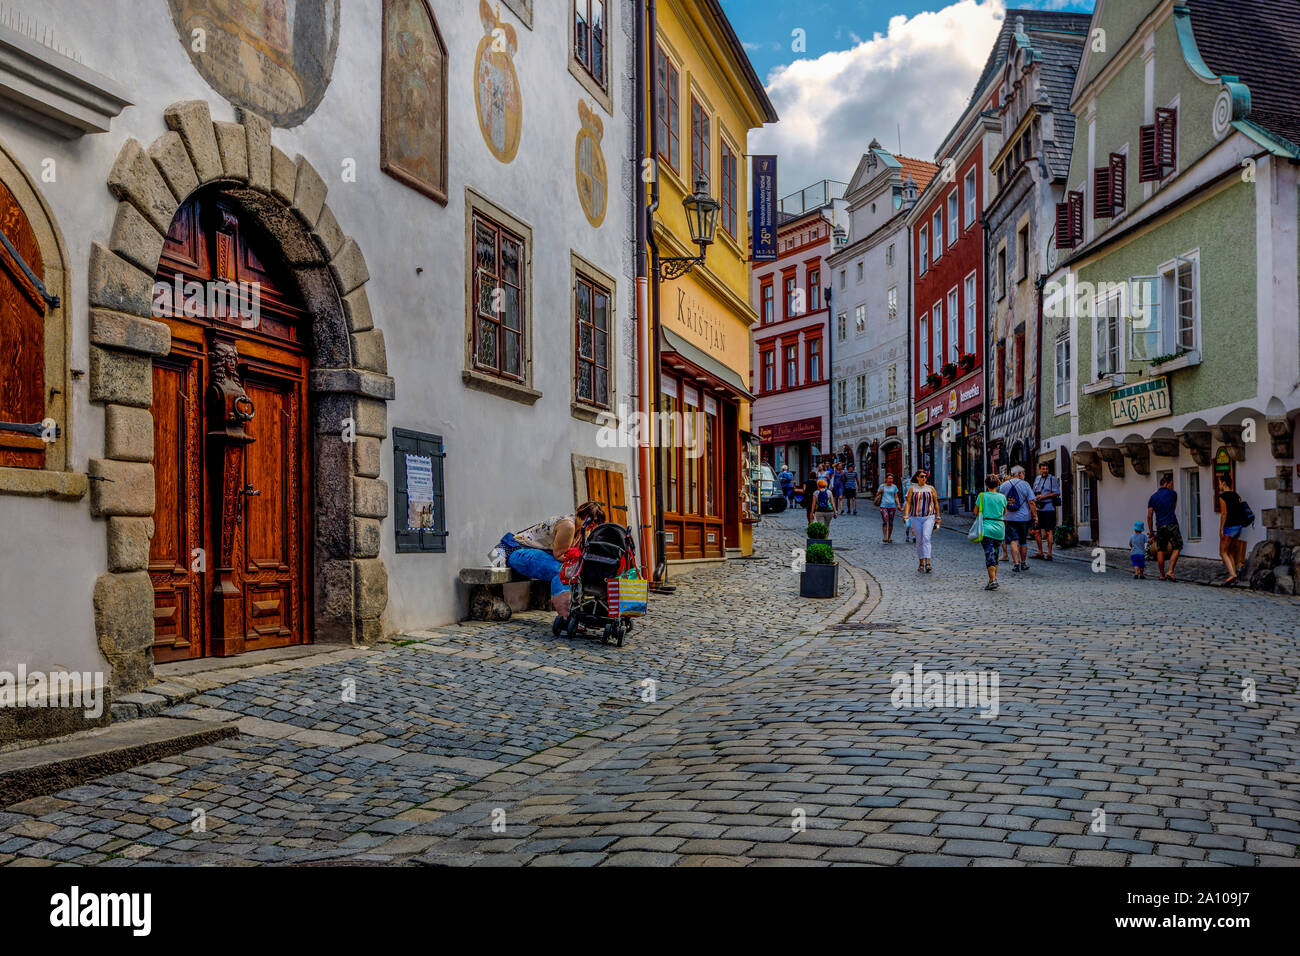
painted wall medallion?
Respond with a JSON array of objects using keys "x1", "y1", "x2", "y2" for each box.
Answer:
[
  {"x1": 473, "y1": 0, "x2": 522, "y2": 163},
  {"x1": 381, "y1": 0, "x2": 449, "y2": 204},
  {"x1": 575, "y1": 101, "x2": 607, "y2": 227},
  {"x1": 167, "y1": 0, "x2": 341, "y2": 127}
]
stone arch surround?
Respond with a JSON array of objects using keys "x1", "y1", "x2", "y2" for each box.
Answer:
[{"x1": 88, "y1": 100, "x2": 393, "y2": 695}]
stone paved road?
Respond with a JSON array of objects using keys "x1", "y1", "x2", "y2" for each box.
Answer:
[
  {"x1": 3, "y1": 511, "x2": 1297, "y2": 866},
  {"x1": 0, "y1": 521, "x2": 856, "y2": 865}
]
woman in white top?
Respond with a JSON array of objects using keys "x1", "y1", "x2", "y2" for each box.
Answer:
[
  {"x1": 497, "y1": 501, "x2": 605, "y2": 619},
  {"x1": 901, "y1": 469, "x2": 941, "y2": 573}
]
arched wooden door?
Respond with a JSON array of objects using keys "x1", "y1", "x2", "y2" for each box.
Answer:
[{"x1": 149, "y1": 192, "x2": 311, "y2": 662}]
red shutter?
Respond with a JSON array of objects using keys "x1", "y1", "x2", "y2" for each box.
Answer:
[
  {"x1": 1068, "y1": 190, "x2": 1084, "y2": 246},
  {"x1": 1109, "y1": 152, "x2": 1127, "y2": 214},
  {"x1": 1139, "y1": 124, "x2": 1160, "y2": 182},
  {"x1": 1055, "y1": 201, "x2": 1074, "y2": 249},
  {"x1": 1093, "y1": 167, "x2": 1112, "y2": 218},
  {"x1": 1155, "y1": 106, "x2": 1177, "y2": 175}
]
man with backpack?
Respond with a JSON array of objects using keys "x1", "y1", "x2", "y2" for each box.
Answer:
[
  {"x1": 998, "y1": 465, "x2": 1037, "y2": 573},
  {"x1": 1031, "y1": 462, "x2": 1062, "y2": 561}
]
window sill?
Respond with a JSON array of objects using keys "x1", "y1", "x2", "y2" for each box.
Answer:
[
  {"x1": 568, "y1": 58, "x2": 612, "y2": 115},
  {"x1": 1082, "y1": 375, "x2": 1121, "y2": 395},
  {"x1": 1146, "y1": 350, "x2": 1201, "y2": 376},
  {"x1": 462, "y1": 369, "x2": 542, "y2": 405},
  {"x1": 571, "y1": 400, "x2": 612, "y2": 424},
  {"x1": 0, "y1": 467, "x2": 88, "y2": 500}
]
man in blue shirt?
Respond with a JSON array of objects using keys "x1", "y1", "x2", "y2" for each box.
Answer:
[
  {"x1": 998, "y1": 465, "x2": 1038, "y2": 572},
  {"x1": 1032, "y1": 463, "x2": 1061, "y2": 561},
  {"x1": 1147, "y1": 474, "x2": 1182, "y2": 581},
  {"x1": 777, "y1": 465, "x2": 795, "y2": 506}
]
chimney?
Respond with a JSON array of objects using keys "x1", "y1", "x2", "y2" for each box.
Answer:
[{"x1": 1015, "y1": 14, "x2": 1025, "y2": 34}]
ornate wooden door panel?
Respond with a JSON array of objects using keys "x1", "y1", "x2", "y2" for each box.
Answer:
[
  {"x1": 149, "y1": 349, "x2": 204, "y2": 663},
  {"x1": 238, "y1": 363, "x2": 306, "y2": 650},
  {"x1": 0, "y1": 179, "x2": 47, "y2": 469},
  {"x1": 150, "y1": 189, "x2": 311, "y2": 661}
]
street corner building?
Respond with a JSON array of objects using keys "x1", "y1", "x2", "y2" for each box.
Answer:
[
  {"x1": 1039, "y1": 0, "x2": 1300, "y2": 570},
  {"x1": 750, "y1": 179, "x2": 847, "y2": 483},
  {"x1": 829, "y1": 143, "x2": 937, "y2": 492},
  {"x1": 0, "y1": 0, "x2": 643, "y2": 742},
  {"x1": 647, "y1": 0, "x2": 776, "y2": 564}
]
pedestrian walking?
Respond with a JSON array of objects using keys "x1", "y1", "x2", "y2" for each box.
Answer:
[
  {"x1": 778, "y1": 465, "x2": 795, "y2": 507},
  {"x1": 1129, "y1": 521, "x2": 1149, "y2": 579},
  {"x1": 974, "y1": 474, "x2": 1007, "y2": 590},
  {"x1": 875, "y1": 472, "x2": 900, "y2": 543},
  {"x1": 1031, "y1": 463, "x2": 1061, "y2": 561},
  {"x1": 813, "y1": 478, "x2": 836, "y2": 526},
  {"x1": 903, "y1": 468, "x2": 941, "y2": 573},
  {"x1": 802, "y1": 470, "x2": 820, "y2": 525},
  {"x1": 842, "y1": 462, "x2": 859, "y2": 514},
  {"x1": 998, "y1": 465, "x2": 1038, "y2": 573},
  {"x1": 1215, "y1": 475, "x2": 1251, "y2": 586},
  {"x1": 831, "y1": 462, "x2": 846, "y2": 514},
  {"x1": 1146, "y1": 474, "x2": 1182, "y2": 581}
]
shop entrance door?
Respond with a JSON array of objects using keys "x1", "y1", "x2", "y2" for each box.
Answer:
[{"x1": 149, "y1": 194, "x2": 311, "y2": 662}]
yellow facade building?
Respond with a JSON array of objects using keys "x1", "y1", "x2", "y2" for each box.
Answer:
[{"x1": 645, "y1": 0, "x2": 776, "y2": 565}]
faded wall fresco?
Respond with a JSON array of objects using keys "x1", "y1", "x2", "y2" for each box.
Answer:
[
  {"x1": 168, "y1": 0, "x2": 341, "y2": 127},
  {"x1": 381, "y1": 0, "x2": 448, "y2": 204}
]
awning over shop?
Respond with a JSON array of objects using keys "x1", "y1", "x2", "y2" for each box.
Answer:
[{"x1": 661, "y1": 326, "x2": 754, "y2": 402}]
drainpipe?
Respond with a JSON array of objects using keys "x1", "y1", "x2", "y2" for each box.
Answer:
[
  {"x1": 825, "y1": 284, "x2": 833, "y2": 466},
  {"x1": 646, "y1": 0, "x2": 669, "y2": 586},
  {"x1": 980, "y1": 208, "x2": 990, "y2": 513},
  {"x1": 634, "y1": 0, "x2": 655, "y2": 579}
]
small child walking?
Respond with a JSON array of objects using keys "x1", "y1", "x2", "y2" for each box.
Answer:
[{"x1": 1129, "y1": 521, "x2": 1149, "y2": 579}]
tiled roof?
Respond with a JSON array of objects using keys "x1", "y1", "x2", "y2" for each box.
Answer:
[
  {"x1": 1028, "y1": 33, "x2": 1087, "y2": 180},
  {"x1": 940, "y1": 8, "x2": 1092, "y2": 159},
  {"x1": 897, "y1": 155, "x2": 938, "y2": 193},
  {"x1": 1188, "y1": 0, "x2": 1300, "y2": 150}
]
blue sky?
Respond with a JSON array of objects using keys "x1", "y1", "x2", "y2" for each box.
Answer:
[{"x1": 720, "y1": 0, "x2": 1096, "y2": 192}]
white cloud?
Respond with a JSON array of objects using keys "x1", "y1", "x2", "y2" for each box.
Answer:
[{"x1": 749, "y1": 0, "x2": 1009, "y2": 193}]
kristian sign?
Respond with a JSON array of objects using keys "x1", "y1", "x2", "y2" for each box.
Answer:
[{"x1": 1110, "y1": 376, "x2": 1171, "y2": 426}]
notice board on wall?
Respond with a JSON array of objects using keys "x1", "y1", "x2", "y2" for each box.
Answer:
[{"x1": 393, "y1": 428, "x2": 447, "y2": 553}]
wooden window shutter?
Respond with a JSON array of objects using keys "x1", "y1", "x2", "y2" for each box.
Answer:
[
  {"x1": 1155, "y1": 107, "x2": 1177, "y2": 175},
  {"x1": 1139, "y1": 125, "x2": 1160, "y2": 182},
  {"x1": 585, "y1": 466, "x2": 609, "y2": 512},
  {"x1": 1055, "y1": 200, "x2": 1074, "y2": 249},
  {"x1": 584, "y1": 466, "x2": 628, "y2": 523},
  {"x1": 1093, "y1": 166, "x2": 1112, "y2": 219},
  {"x1": 1068, "y1": 190, "x2": 1084, "y2": 247},
  {"x1": 0, "y1": 181, "x2": 47, "y2": 469},
  {"x1": 1109, "y1": 152, "x2": 1127, "y2": 214}
]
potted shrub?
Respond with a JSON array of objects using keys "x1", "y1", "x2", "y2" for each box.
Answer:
[
  {"x1": 800, "y1": 541, "x2": 838, "y2": 598},
  {"x1": 925, "y1": 372, "x2": 942, "y2": 391},
  {"x1": 941, "y1": 361, "x2": 958, "y2": 381},
  {"x1": 807, "y1": 520, "x2": 831, "y2": 549},
  {"x1": 958, "y1": 352, "x2": 976, "y2": 372}
]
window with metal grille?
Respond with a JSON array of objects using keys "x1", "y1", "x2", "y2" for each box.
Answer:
[
  {"x1": 575, "y1": 273, "x2": 610, "y2": 408},
  {"x1": 473, "y1": 213, "x2": 525, "y2": 380}
]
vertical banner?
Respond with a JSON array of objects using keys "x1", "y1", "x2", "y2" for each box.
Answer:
[{"x1": 752, "y1": 155, "x2": 778, "y2": 262}]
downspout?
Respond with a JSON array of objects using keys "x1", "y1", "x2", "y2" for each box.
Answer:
[
  {"x1": 634, "y1": 0, "x2": 655, "y2": 578},
  {"x1": 980, "y1": 209, "x2": 990, "y2": 507},
  {"x1": 646, "y1": 0, "x2": 669, "y2": 586},
  {"x1": 825, "y1": 285, "x2": 833, "y2": 466}
]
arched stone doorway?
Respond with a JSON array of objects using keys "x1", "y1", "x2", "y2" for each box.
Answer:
[{"x1": 88, "y1": 101, "x2": 393, "y2": 694}]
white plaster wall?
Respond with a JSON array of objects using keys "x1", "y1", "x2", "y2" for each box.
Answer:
[{"x1": 0, "y1": 0, "x2": 637, "y2": 673}]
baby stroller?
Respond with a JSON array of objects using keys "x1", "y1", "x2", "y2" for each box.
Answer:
[{"x1": 552, "y1": 523, "x2": 641, "y2": 646}]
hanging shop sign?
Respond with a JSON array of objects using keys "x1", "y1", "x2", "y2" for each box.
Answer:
[
  {"x1": 393, "y1": 427, "x2": 447, "y2": 553},
  {"x1": 1110, "y1": 376, "x2": 1171, "y2": 427},
  {"x1": 759, "y1": 417, "x2": 821, "y2": 444}
]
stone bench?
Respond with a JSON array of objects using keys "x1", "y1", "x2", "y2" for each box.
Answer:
[{"x1": 458, "y1": 567, "x2": 552, "y2": 621}]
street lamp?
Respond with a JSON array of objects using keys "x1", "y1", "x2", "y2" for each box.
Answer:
[{"x1": 657, "y1": 177, "x2": 721, "y2": 280}]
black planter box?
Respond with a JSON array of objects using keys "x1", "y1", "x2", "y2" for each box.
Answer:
[
  {"x1": 806, "y1": 538, "x2": 833, "y2": 549},
  {"x1": 800, "y1": 562, "x2": 838, "y2": 598}
]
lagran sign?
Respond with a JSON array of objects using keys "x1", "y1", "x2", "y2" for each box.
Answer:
[{"x1": 1110, "y1": 376, "x2": 1171, "y2": 426}]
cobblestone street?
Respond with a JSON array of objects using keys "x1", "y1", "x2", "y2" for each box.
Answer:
[{"x1": 2, "y1": 512, "x2": 1298, "y2": 866}]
